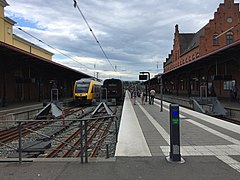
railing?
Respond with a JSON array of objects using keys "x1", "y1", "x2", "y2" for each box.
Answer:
[
  {"x1": 0, "y1": 116, "x2": 118, "y2": 164},
  {"x1": 225, "y1": 107, "x2": 240, "y2": 119},
  {"x1": 158, "y1": 94, "x2": 240, "y2": 119},
  {"x1": 0, "y1": 107, "x2": 42, "y2": 121},
  {"x1": 0, "y1": 108, "x2": 42, "y2": 132}
]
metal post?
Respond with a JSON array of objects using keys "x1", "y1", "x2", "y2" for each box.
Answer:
[
  {"x1": 80, "y1": 121, "x2": 83, "y2": 163},
  {"x1": 18, "y1": 122, "x2": 22, "y2": 164},
  {"x1": 148, "y1": 72, "x2": 151, "y2": 104},
  {"x1": 106, "y1": 144, "x2": 109, "y2": 159},
  {"x1": 145, "y1": 85, "x2": 148, "y2": 102},
  {"x1": 167, "y1": 104, "x2": 184, "y2": 163},
  {"x1": 160, "y1": 76, "x2": 163, "y2": 112},
  {"x1": 2, "y1": 71, "x2": 6, "y2": 107},
  {"x1": 140, "y1": 72, "x2": 150, "y2": 103},
  {"x1": 106, "y1": 88, "x2": 108, "y2": 102},
  {"x1": 38, "y1": 78, "x2": 41, "y2": 102},
  {"x1": 84, "y1": 120, "x2": 88, "y2": 163},
  {"x1": 114, "y1": 117, "x2": 118, "y2": 143},
  {"x1": 51, "y1": 88, "x2": 58, "y2": 102}
]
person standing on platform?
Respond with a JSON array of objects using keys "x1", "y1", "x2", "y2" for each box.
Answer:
[
  {"x1": 133, "y1": 89, "x2": 137, "y2": 105},
  {"x1": 232, "y1": 84, "x2": 239, "y2": 100},
  {"x1": 141, "y1": 91, "x2": 146, "y2": 105},
  {"x1": 150, "y1": 89, "x2": 156, "y2": 105},
  {"x1": 130, "y1": 90, "x2": 133, "y2": 98}
]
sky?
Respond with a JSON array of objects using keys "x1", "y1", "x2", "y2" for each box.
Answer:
[{"x1": 4, "y1": 0, "x2": 239, "y2": 81}]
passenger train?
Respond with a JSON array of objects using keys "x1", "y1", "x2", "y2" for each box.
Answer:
[
  {"x1": 73, "y1": 78, "x2": 101, "y2": 104},
  {"x1": 103, "y1": 78, "x2": 124, "y2": 104}
]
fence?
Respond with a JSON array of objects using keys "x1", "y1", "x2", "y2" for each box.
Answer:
[{"x1": 0, "y1": 115, "x2": 118, "y2": 164}]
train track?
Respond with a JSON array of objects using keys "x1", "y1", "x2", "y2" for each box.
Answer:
[
  {"x1": 0, "y1": 121, "x2": 49, "y2": 144},
  {"x1": 45, "y1": 117, "x2": 113, "y2": 158},
  {"x1": 0, "y1": 106, "x2": 87, "y2": 154},
  {"x1": 0, "y1": 104, "x2": 119, "y2": 159},
  {"x1": 45, "y1": 107, "x2": 117, "y2": 158}
]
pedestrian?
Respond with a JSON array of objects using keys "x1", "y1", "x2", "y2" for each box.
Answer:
[
  {"x1": 131, "y1": 90, "x2": 133, "y2": 98},
  {"x1": 232, "y1": 84, "x2": 239, "y2": 100},
  {"x1": 150, "y1": 89, "x2": 156, "y2": 105},
  {"x1": 133, "y1": 90, "x2": 137, "y2": 105},
  {"x1": 141, "y1": 91, "x2": 146, "y2": 105}
]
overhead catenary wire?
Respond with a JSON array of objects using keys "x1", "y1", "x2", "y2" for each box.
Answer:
[
  {"x1": 15, "y1": 26, "x2": 93, "y2": 70},
  {"x1": 214, "y1": 21, "x2": 240, "y2": 39},
  {"x1": 73, "y1": 0, "x2": 116, "y2": 72}
]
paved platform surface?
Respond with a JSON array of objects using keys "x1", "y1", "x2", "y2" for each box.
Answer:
[
  {"x1": 0, "y1": 156, "x2": 240, "y2": 180},
  {"x1": 0, "y1": 92, "x2": 240, "y2": 179}
]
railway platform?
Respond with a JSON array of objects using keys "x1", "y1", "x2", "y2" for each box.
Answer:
[
  {"x1": 0, "y1": 92, "x2": 240, "y2": 179},
  {"x1": 0, "y1": 98, "x2": 74, "y2": 117}
]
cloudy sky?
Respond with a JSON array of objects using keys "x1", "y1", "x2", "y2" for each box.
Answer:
[{"x1": 5, "y1": 0, "x2": 239, "y2": 80}]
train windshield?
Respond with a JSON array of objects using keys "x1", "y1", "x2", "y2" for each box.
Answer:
[
  {"x1": 108, "y1": 83, "x2": 118, "y2": 93},
  {"x1": 108, "y1": 84, "x2": 117, "y2": 87},
  {"x1": 75, "y1": 82, "x2": 90, "y2": 93}
]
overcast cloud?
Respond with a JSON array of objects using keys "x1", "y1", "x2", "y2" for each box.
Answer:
[{"x1": 5, "y1": 0, "x2": 238, "y2": 80}]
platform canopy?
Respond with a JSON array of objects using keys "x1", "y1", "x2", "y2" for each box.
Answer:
[{"x1": 0, "y1": 41, "x2": 92, "y2": 80}]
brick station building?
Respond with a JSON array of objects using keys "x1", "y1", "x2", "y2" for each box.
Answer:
[{"x1": 162, "y1": 0, "x2": 240, "y2": 99}]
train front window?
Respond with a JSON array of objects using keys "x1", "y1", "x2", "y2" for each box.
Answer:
[
  {"x1": 109, "y1": 84, "x2": 117, "y2": 87},
  {"x1": 75, "y1": 82, "x2": 90, "y2": 93},
  {"x1": 108, "y1": 83, "x2": 117, "y2": 94}
]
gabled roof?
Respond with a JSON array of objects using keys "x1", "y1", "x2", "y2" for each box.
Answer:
[
  {"x1": 179, "y1": 24, "x2": 208, "y2": 55},
  {"x1": 165, "y1": 53, "x2": 173, "y2": 65},
  {"x1": 179, "y1": 33, "x2": 195, "y2": 54},
  {"x1": 164, "y1": 38, "x2": 240, "y2": 76}
]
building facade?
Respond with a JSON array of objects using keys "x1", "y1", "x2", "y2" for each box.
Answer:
[
  {"x1": 0, "y1": 0, "x2": 91, "y2": 106},
  {"x1": 163, "y1": 0, "x2": 240, "y2": 98},
  {"x1": 0, "y1": 0, "x2": 53, "y2": 60}
]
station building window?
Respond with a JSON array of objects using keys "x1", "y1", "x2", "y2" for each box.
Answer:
[
  {"x1": 226, "y1": 32, "x2": 233, "y2": 45},
  {"x1": 180, "y1": 80, "x2": 184, "y2": 90},
  {"x1": 224, "y1": 80, "x2": 235, "y2": 90},
  {"x1": 213, "y1": 34, "x2": 218, "y2": 46},
  {"x1": 7, "y1": 27, "x2": 11, "y2": 34}
]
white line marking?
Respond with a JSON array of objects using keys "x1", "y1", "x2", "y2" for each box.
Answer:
[
  {"x1": 185, "y1": 119, "x2": 240, "y2": 145},
  {"x1": 155, "y1": 99, "x2": 240, "y2": 134},
  {"x1": 154, "y1": 99, "x2": 240, "y2": 173},
  {"x1": 216, "y1": 156, "x2": 240, "y2": 173},
  {"x1": 154, "y1": 101, "x2": 240, "y2": 145}
]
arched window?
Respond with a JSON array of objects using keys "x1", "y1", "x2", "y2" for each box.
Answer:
[
  {"x1": 226, "y1": 32, "x2": 233, "y2": 45},
  {"x1": 213, "y1": 33, "x2": 218, "y2": 46}
]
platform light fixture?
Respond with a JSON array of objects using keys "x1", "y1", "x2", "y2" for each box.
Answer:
[{"x1": 139, "y1": 72, "x2": 151, "y2": 104}]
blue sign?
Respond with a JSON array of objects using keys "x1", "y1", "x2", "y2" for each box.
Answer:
[{"x1": 172, "y1": 111, "x2": 179, "y2": 117}]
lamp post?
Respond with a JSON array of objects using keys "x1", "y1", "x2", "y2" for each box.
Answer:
[
  {"x1": 158, "y1": 74, "x2": 163, "y2": 112},
  {"x1": 140, "y1": 72, "x2": 151, "y2": 104}
]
